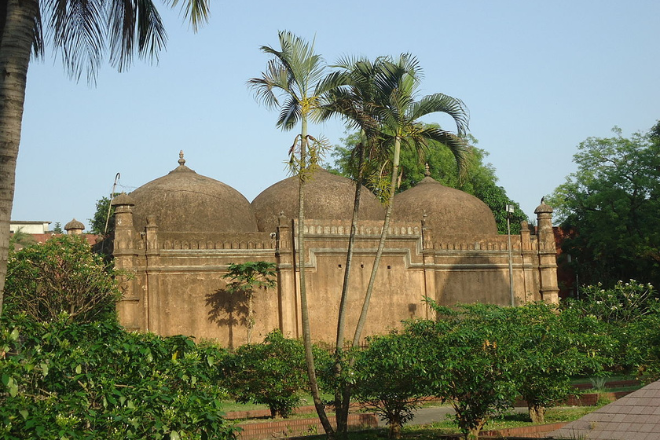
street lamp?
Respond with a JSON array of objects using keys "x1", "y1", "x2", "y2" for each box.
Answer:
[{"x1": 506, "y1": 204, "x2": 515, "y2": 306}]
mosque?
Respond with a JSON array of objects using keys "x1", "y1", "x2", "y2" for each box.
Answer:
[{"x1": 110, "y1": 152, "x2": 559, "y2": 347}]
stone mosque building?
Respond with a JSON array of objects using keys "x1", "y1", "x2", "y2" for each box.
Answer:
[{"x1": 110, "y1": 153, "x2": 559, "y2": 347}]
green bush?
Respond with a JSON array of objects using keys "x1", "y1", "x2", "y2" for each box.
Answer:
[
  {"x1": 220, "y1": 330, "x2": 308, "y2": 418},
  {"x1": 352, "y1": 331, "x2": 430, "y2": 439},
  {"x1": 0, "y1": 315, "x2": 234, "y2": 439},
  {"x1": 562, "y1": 280, "x2": 658, "y2": 373},
  {"x1": 4, "y1": 235, "x2": 123, "y2": 323}
]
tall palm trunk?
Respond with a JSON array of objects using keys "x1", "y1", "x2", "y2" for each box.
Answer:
[
  {"x1": 0, "y1": 0, "x2": 39, "y2": 316},
  {"x1": 298, "y1": 119, "x2": 335, "y2": 438},
  {"x1": 353, "y1": 137, "x2": 401, "y2": 345},
  {"x1": 333, "y1": 142, "x2": 366, "y2": 436}
]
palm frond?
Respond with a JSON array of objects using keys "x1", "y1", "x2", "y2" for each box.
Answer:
[
  {"x1": 248, "y1": 59, "x2": 291, "y2": 109},
  {"x1": 278, "y1": 96, "x2": 301, "y2": 130},
  {"x1": 107, "y1": 0, "x2": 166, "y2": 72},
  {"x1": 161, "y1": 0, "x2": 209, "y2": 31},
  {"x1": 42, "y1": 0, "x2": 105, "y2": 83},
  {"x1": 410, "y1": 93, "x2": 469, "y2": 136},
  {"x1": 250, "y1": 30, "x2": 329, "y2": 133},
  {"x1": 39, "y1": 0, "x2": 205, "y2": 83},
  {"x1": 419, "y1": 126, "x2": 469, "y2": 176},
  {"x1": 32, "y1": 5, "x2": 45, "y2": 59}
]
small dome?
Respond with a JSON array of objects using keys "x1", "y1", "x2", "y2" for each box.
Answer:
[
  {"x1": 111, "y1": 193, "x2": 135, "y2": 207},
  {"x1": 534, "y1": 199, "x2": 553, "y2": 214},
  {"x1": 64, "y1": 218, "x2": 85, "y2": 233},
  {"x1": 393, "y1": 175, "x2": 498, "y2": 237},
  {"x1": 252, "y1": 169, "x2": 385, "y2": 232},
  {"x1": 129, "y1": 152, "x2": 258, "y2": 234}
]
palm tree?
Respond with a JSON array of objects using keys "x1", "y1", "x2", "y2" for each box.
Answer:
[
  {"x1": 248, "y1": 30, "x2": 335, "y2": 437},
  {"x1": 319, "y1": 54, "x2": 469, "y2": 437},
  {"x1": 352, "y1": 54, "x2": 469, "y2": 344},
  {"x1": 318, "y1": 56, "x2": 394, "y2": 435},
  {"x1": 0, "y1": 0, "x2": 210, "y2": 316}
]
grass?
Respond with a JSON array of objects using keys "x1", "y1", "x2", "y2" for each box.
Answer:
[
  {"x1": 222, "y1": 393, "x2": 335, "y2": 414},
  {"x1": 286, "y1": 405, "x2": 603, "y2": 440}
]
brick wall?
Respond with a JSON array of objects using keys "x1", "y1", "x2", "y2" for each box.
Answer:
[{"x1": 235, "y1": 413, "x2": 378, "y2": 440}]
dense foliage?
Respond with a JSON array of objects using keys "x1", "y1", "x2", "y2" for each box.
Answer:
[
  {"x1": 563, "y1": 280, "x2": 659, "y2": 376},
  {"x1": 220, "y1": 330, "x2": 310, "y2": 418},
  {"x1": 351, "y1": 302, "x2": 609, "y2": 439},
  {"x1": 328, "y1": 131, "x2": 527, "y2": 234},
  {"x1": 352, "y1": 332, "x2": 430, "y2": 439},
  {"x1": 4, "y1": 235, "x2": 122, "y2": 323},
  {"x1": 550, "y1": 125, "x2": 660, "y2": 288},
  {"x1": 0, "y1": 316, "x2": 233, "y2": 440},
  {"x1": 89, "y1": 196, "x2": 116, "y2": 236}
]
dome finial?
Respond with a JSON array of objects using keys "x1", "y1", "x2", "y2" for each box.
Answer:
[
  {"x1": 424, "y1": 163, "x2": 431, "y2": 177},
  {"x1": 178, "y1": 150, "x2": 186, "y2": 167}
]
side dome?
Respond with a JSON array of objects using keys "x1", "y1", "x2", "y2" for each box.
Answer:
[
  {"x1": 129, "y1": 153, "x2": 258, "y2": 233},
  {"x1": 252, "y1": 168, "x2": 385, "y2": 232},
  {"x1": 393, "y1": 174, "x2": 498, "y2": 238}
]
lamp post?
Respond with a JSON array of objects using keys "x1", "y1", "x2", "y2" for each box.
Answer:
[{"x1": 506, "y1": 204, "x2": 515, "y2": 306}]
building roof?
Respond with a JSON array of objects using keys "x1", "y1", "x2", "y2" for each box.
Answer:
[
  {"x1": 251, "y1": 168, "x2": 385, "y2": 233},
  {"x1": 549, "y1": 379, "x2": 660, "y2": 439},
  {"x1": 129, "y1": 152, "x2": 258, "y2": 234},
  {"x1": 392, "y1": 173, "x2": 498, "y2": 238}
]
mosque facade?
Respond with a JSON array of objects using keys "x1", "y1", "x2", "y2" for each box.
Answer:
[{"x1": 111, "y1": 153, "x2": 559, "y2": 347}]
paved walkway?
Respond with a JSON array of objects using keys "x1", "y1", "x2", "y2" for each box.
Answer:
[{"x1": 378, "y1": 404, "x2": 529, "y2": 427}]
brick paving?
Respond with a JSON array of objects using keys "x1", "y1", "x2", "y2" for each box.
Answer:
[{"x1": 549, "y1": 380, "x2": 660, "y2": 439}]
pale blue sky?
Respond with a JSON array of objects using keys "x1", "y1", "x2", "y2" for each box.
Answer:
[{"x1": 16, "y1": 0, "x2": 660, "y2": 230}]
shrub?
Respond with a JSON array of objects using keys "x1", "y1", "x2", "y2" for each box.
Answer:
[
  {"x1": 4, "y1": 235, "x2": 123, "y2": 323},
  {"x1": 352, "y1": 331, "x2": 430, "y2": 439},
  {"x1": 220, "y1": 330, "x2": 308, "y2": 418},
  {"x1": 0, "y1": 315, "x2": 234, "y2": 439}
]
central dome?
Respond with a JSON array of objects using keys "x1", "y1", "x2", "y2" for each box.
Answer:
[
  {"x1": 129, "y1": 153, "x2": 258, "y2": 234},
  {"x1": 393, "y1": 174, "x2": 498, "y2": 238},
  {"x1": 252, "y1": 169, "x2": 385, "y2": 232}
]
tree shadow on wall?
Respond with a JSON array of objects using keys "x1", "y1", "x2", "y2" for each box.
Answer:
[{"x1": 205, "y1": 289, "x2": 249, "y2": 350}]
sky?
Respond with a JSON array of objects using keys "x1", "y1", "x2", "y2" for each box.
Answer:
[{"x1": 15, "y1": 0, "x2": 660, "y2": 231}]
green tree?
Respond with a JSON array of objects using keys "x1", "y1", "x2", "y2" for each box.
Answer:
[
  {"x1": 89, "y1": 194, "x2": 121, "y2": 235},
  {"x1": 220, "y1": 330, "x2": 309, "y2": 418},
  {"x1": 4, "y1": 235, "x2": 122, "y2": 323},
  {"x1": 510, "y1": 303, "x2": 604, "y2": 423},
  {"x1": 52, "y1": 222, "x2": 64, "y2": 234},
  {"x1": 248, "y1": 30, "x2": 335, "y2": 436},
  {"x1": 8, "y1": 227, "x2": 36, "y2": 250},
  {"x1": 329, "y1": 131, "x2": 527, "y2": 234},
  {"x1": 562, "y1": 280, "x2": 657, "y2": 374},
  {"x1": 0, "y1": 316, "x2": 233, "y2": 439},
  {"x1": 317, "y1": 56, "x2": 468, "y2": 437},
  {"x1": 222, "y1": 261, "x2": 276, "y2": 344},
  {"x1": 352, "y1": 331, "x2": 430, "y2": 439},
  {"x1": 318, "y1": 56, "x2": 400, "y2": 435},
  {"x1": 351, "y1": 54, "x2": 468, "y2": 351},
  {"x1": 412, "y1": 304, "x2": 519, "y2": 440},
  {"x1": 549, "y1": 126, "x2": 660, "y2": 288},
  {"x1": 0, "y1": 0, "x2": 211, "y2": 318}
]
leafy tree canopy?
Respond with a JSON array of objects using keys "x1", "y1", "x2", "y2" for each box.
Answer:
[
  {"x1": 549, "y1": 125, "x2": 660, "y2": 288},
  {"x1": 89, "y1": 194, "x2": 121, "y2": 235},
  {"x1": 327, "y1": 129, "x2": 527, "y2": 234},
  {"x1": 4, "y1": 235, "x2": 122, "y2": 323}
]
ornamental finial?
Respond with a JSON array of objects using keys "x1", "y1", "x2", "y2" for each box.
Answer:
[{"x1": 178, "y1": 150, "x2": 186, "y2": 167}]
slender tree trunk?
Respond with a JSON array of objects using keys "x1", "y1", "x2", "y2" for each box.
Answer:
[
  {"x1": 389, "y1": 413, "x2": 403, "y2": 439},
  {"x1": 352, "y1": 137, "x2": 401, "y2": 345},
  {"x1": 334, "y1": 143, "x2": 366, "y2": 438},
  {"x1": 528, "y1": 404, "x2": 545, "y2": 424},
  {"x1": 298, "y1": 121, "x2": 335, "y2": 438},
  {"x1": 247, "y1": 292, "x2": 253, "y2": 344},
  {"x1": 0, "y1": 0, "x2": 39, "y2": 317}
]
